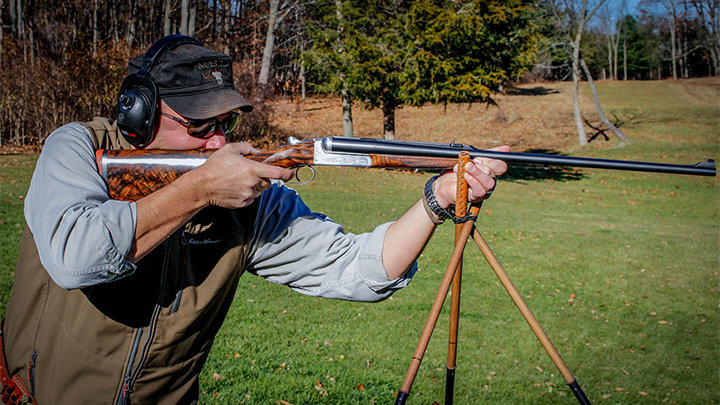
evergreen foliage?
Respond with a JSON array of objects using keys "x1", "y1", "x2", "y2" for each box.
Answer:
[{"x1": 304, "y1": 0, "x2": 538, "y2": 138}]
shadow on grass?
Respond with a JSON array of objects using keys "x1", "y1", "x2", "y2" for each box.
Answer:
[
  {"x1": 507, "y1": 86, "x2": 560, "y2": 96},
  {"x1": 503, "y1": 148, "x2": 586, "y2": 182}
]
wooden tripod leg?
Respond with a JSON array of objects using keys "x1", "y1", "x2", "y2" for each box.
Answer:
[
  {"x1": 396, "y1": 152, "x2": 475, "y2": 405},
  {"x1": 394, "y1": 213, "x2": 477, "y2": 405},
  {"x1": 445, "y1": 230, "x2": 462, "y2": 405},
  {"x1": 470, "y1": 227, "x2": 592, "y2": 405},
  {"x1": 445, "y1": 151, "x2": 471, "y2": 405}
]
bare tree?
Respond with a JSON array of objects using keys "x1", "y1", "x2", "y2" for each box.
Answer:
[
  {"x1": 1, "y1": 0, "x2": 4, "y2": 69},
  {"x1": 164, "y1": 0, "x2": 172, "y2": 36},
  {"x1": 691, "y1": 0, "x2": 720, "y2": 75},
  {"x1": 662, "y1": 0, "x2": 680, "y2": 79},
  {"x1": 581, "y1": 58, "x2": 630, "y2": 143},
  {"x1": 553, "y1": 0, "x2": 608, "y2": 146},
  {"x1": 258, "y1": 0, "x2": 299, "y2": 87},
  {"x1": 180, "y1": 0, "x2": 197, "y2": 36},
  {"x1": 336, "y1": 0, "x2": 353, "y2": 137},
  {"x1": 547, "y1": 0, "x2": 631, "y2": 146}
]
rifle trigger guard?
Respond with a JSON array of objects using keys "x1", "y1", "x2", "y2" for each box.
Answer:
[{"x1": 285, "y1": 165, "x2": 316, "y2": 186}]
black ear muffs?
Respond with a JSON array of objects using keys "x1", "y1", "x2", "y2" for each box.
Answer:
[
  {"x1": 117, "y1": 75, "x2": 158, "y2": 148},
  {"x1": 117, "y1": 35, "x2": 203, "y2": 148}
]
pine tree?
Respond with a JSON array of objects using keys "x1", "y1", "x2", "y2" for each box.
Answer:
[{"x1": 305, "y1": 0, "x2": 538, "y2": 139}]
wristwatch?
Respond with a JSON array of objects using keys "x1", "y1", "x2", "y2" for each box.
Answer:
[{"x1": 422, "y1": 176, "x2": 452, "y2": 224}]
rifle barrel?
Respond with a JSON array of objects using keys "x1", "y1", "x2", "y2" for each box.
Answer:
[{"x1": 323, "y1": 137, "x2": 717, "y2": 177}]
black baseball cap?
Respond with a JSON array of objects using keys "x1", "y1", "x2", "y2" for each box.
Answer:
[{"x1": 128, "y1": 42, "x2": 253, "y2": 119}]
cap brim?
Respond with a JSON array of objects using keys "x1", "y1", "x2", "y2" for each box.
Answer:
[{"x1": 163, "y1": 88, "x2": 253, "y2": 119}]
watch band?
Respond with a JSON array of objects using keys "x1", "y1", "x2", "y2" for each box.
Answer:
[
  {"x1": 423, "y1": 176, "x2": 452, "y2": 224},
  {"x1": 423, "y1": 175, "x2": 487, "y2": 224}
]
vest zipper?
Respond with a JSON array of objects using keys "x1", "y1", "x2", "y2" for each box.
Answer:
[
  {"x1": 117, "y1": 234, "x2": 177, "y2": 404},
  {"x1": 171, "y1": 231, "x2": 188, "y2": 314},
  {"x1": 27, "y1": 350, "x2": 38, "y2": 397},
  {"x1": 117, "y1": 327, "x2": 143, "y2": 405}
]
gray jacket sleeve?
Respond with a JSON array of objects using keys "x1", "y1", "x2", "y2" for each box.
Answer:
[
  {"x1": 246, "y1": 184, "x2": 417, "y2": 302},
  {"x1": 24, "y1": 124, "x2": 137, "y2": 290}
]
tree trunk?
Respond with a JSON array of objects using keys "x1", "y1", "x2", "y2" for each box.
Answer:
[
  {"x1": 581, "y1": 58, "x2": 630, "y2": 144},
  {"x1": 568, "y1": 0, "x2": 607, "y2": 147},
  {"x1": 111, "y1": 2, "x2": 119, "y2": 47},
  {"x1": 335, "y1": 0, "x2": 352, "y2": 136},
  {"x1": 258, "y1": 0, "x2": 280, "y2": 86},
  {"x1": 92, "y1": 0, "x2": 98, "y2": 59},
  {"x1": 572, "y1": 36, "x2": 587, "y2": 146},
  {"x1": 181, "y1": 0, "x2": 189, "y2": 35},
  {"x1": 606, "y1": 36, "x2": 613, "y2": 80},
  {"x1": 623, "y1": 36, "x2": 627, "y2": 80},
  {"x1": 613, "y1": 31, "x2": 620, "y2": 79},
  {"x1": 9, "y1": 0, "x2": 15, "y2": 38},
  {"x1": 222, "y1": 0, "x2": 231, "y2": 55},
  {"x1": 0, "y1": 0, "x2": 2, "y2": 147},
  {"x1": 382, "y1": 100, "x2": 396, "y2": 140},
  {"x1": 18, "y1": 0, "x2": 25, "y2": 63},
  {"x1": 17, "y1": 0, "x2": 23, "y2": 42},
  {"x1": 671, "y1": 4, "x2": 678, "y2": 80},
  {"x1": 341, "y1": 89, "x2": 354, "y2": 137},
  {"x1": 164, "y1": 0, "x2": 172, "y2": 36},
  {"x1": 300, "y1": 62, "x2": 306, "y2": 103},
  {"x1": 0, "y1": 0, "x2": 4, "y2": 68},
  {"x1": 189, "y1": 0, "x2": 197, "y2": 37},
  {"x1": 127, "y1": 0, "x2": 137, "y2": 55}
]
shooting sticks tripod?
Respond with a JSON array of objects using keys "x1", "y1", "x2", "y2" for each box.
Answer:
[{"x1": 394, "y1": 152, "x2": 592, "y2": 405}]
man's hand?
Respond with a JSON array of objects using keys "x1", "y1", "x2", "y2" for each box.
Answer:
[
  {"x1": 433, "y1": 145, "x2": 510, "y2": 208},
  {"x1": 191, "y1": 142, "x2": 295, "y2": 209}
]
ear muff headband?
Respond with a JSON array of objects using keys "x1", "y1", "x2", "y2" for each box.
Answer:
[{"x1": 117, "y1": 35, "x2": 204, "y2": 148}]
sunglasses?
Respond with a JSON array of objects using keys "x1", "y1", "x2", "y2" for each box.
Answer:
[{"x1": 161, "y1": 112, "x2": 240, "y2": 139}]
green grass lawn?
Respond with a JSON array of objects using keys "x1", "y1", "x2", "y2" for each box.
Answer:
[{"x1": 0, "y1": 79, "x2": 717, "y2": 404}]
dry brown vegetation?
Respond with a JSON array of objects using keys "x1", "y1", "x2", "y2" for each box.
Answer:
[
  {"x1": 270, "y1": 78, "x2": 720, "y2": 153},
  {"x1": 271, "y1": 81, "x2": 593, "y2": 153}
]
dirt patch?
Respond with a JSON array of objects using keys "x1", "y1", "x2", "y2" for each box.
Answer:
[{"x1": 270, "y1": 82, "x2": 598, "y2": 153}]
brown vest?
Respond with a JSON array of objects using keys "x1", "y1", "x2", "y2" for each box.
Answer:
[{"x1": 4, "y1": 119, "x2": 257, "y2": 404}]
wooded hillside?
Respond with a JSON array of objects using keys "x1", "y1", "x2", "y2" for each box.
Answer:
[{"x1": 0, "y1": 0, "x2": 717, "y2": 147}]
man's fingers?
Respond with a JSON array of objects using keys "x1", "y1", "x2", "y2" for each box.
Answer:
[
  {"x1": 253, "y1": 162, "x2": 294, "y2": 182},
  {"x1": 468, "y1": 145, "x2": 510, "y2": 176},
  {"x1": 224, "y1": 142, "x2": 260, "y2": 155}
]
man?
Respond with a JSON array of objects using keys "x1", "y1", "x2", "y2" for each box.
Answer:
[{"x1": 1, "y1": 36, "x2": 508, "y2": 404}]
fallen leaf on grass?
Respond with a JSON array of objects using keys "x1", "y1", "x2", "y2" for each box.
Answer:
[
  {"x1": 357, "y1": 383, "x2": 365, "y2": 391},
  {"x1": 212, "y1": 372, "x2": 223, "y2": 381},
  {"x1": 639, "y1": 391, "x2": 649, "y2": 396},
  {"x1": 277, "y1": 401, "x2": 294, "y2": 405}
]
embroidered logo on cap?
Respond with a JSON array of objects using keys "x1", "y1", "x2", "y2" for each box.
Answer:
[{"x1": 198, "y1": 59, "x2": 230, "y2": 85}]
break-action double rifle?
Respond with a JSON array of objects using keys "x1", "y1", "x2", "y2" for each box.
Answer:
[{"x1": 97, "y1": 136, "x2": 716, "y2": 404}]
